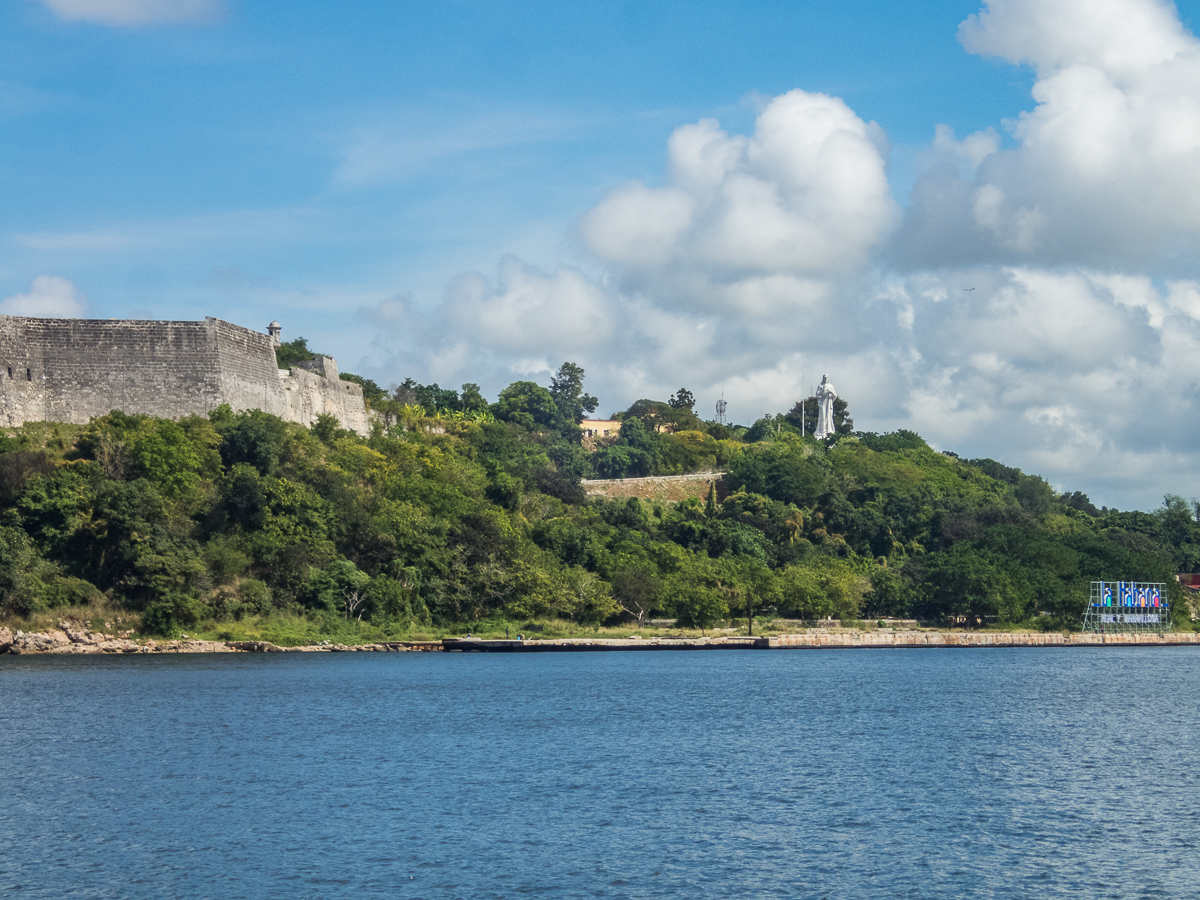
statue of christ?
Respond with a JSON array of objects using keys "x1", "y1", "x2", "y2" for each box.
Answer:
[{"x1": 814, "y1": 374, "x2": 837, "y2": 439}]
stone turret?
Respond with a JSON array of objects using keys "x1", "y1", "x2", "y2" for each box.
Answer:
[{"x1": 267, "y1": 321, "x2": 282, "y2": 347}]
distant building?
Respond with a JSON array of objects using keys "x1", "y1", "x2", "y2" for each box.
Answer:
[
  {"x1": 581, "y1": 419, "x2": 621, "y2": 450},
  {"x1": 581, "y1": 419, "x2": 621, "y2": 438}
]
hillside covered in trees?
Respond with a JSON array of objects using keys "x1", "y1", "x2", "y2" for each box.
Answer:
[{"x1": 0, "y1": 360, "x2": 1195, "y2": 638}]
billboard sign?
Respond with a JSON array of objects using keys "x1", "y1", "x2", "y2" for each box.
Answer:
[{"x1": 1083, "y1": 581, "x2": 1171, "y2": 633}]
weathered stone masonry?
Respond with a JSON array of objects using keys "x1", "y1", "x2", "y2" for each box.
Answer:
[{"x1": 0, "y1": 315, "x2": 370, "y2": 434}]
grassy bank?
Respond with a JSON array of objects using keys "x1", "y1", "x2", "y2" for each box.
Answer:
[
  {"x1": 0, "y1": 603, "x2": 737, "y2": 646},
  {"x1": 12, "y1": 603, "x2": 1165, "y2": 649}
]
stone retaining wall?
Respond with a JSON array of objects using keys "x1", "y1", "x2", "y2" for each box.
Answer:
[
  {"x1": 583, "y1": 472, "x2": 726, "y2": 503},
  {"x1": 767, "y1": 631, "x2": 1200, "y2": 648},
  {"x1": 0, "y1": 315, "x2": 369, "y2": 434}
]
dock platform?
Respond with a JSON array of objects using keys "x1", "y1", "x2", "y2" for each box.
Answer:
[{"x1": 440, "y1": 632, "x2": 1200, "y2": 652}]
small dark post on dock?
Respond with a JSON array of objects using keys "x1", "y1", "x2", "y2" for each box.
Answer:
[{"x1": 747, "y1": 594, "x2": 753, "y2": 636}]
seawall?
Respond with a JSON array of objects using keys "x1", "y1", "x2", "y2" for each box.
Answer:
[
  {"x1": 444, "y1": 632, "x2": 1200, "y2": 652},
  {"x1": 765, "y1": 631, "x2": 1200, "y2": 648},
  {"x1": 5, "y1": 625, "x2": 1197, "y2": 655}
]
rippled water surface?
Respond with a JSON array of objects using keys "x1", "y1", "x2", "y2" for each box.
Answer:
[{"x1": 3, "y1": 648, "x2": 1199, "y2": 898}]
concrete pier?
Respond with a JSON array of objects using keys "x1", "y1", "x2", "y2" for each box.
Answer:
[
  {"x1": 442, "y1": 636, "x2": 768, "y2": 652},
  {"x1": 441, "y1": 631, "x2": 1200, "y2": 652}
]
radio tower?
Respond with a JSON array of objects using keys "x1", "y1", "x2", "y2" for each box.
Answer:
[{"x1": 715, "y1": 391, "x2": 727, "y2": 426}]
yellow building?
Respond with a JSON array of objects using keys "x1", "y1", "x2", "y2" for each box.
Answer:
[
  {"x1": 581, "y1": 419, "x2": 621, "y2": 438},
  {"x1": 581, "y1": 419, "x2": 621, "y2": 450}
]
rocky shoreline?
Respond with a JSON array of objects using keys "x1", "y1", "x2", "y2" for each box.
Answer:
[{"x1": 0, "y1": 623, "x2": 439, "y2": 655}]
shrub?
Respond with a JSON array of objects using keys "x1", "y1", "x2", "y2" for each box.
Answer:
[{"x1": 142, "y1": 593, "x2": 207, "y2": 637}]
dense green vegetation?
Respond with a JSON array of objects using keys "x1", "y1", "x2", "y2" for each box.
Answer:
[{"x1": 0, "y1": 361, "x2": 1194, "y2": 639}]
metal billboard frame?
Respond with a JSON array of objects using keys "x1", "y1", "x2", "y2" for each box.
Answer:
[{"x1": 1082, "y1": 581, "x2": 1172, "y2": 634}]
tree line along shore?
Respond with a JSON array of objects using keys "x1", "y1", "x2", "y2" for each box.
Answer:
[{"x1": 0, "y1": 359, "x2": 1197, "y2": 647}]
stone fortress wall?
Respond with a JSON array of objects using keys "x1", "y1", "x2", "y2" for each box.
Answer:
[{"x1": 0, "y1": 315, "x2": 370, "y2": 435}]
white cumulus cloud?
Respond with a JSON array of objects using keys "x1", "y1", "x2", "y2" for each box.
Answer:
[
  {"x1": 0, "y1": 276, "x2": 88, "y2": 318},
  {"x1": 440, "y1": 256, "x2": 624, "y2": 360},
  {"x1": 900, "y1": 0, "x2": 1200, "y2": 268},
  {"x1": 581, "y1": 89, "x2": 898, "y2": 298},
  {"x1": 958, "y1": 0, "x2": 1191, "y2": 76}
]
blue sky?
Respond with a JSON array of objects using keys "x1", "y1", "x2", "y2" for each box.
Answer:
[
  {"x1": 3, "y1": 1, "x2": 1032, "y2": 294},
  {"x1": 5, "y1": 0, "x2": 1200, "y2": 509}
]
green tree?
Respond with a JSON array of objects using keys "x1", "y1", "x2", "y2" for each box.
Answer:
[
  {"x1": 854, "y1": 430, "x2": 929, "y2": 453},
  {"x1": 610, "y1": 562, "x2": 662, "y2": 627},
  {"x1": 861, "y1": 566, "x2": 909, "y2": 618},
  {"x1": 670, "y1": 579, "x2": 727, "y2": 631},
  {"x1": 669, "y1": 388, "x2": 696, "y2": 411},
  {"x1": 127, "y1": 419, "x2": 215, "y2": 499},
  {"x1": 776, "y1": 557, "x2": 868, "y2": 621},
  {"x1": 415, "y1": 382, "x2": 460, "y2": 414},
  {"x1": 460, "y1": 383, "x2": 489, "y2": 413},
  {"x1": 662, "y1": 555, "x2": 747, "y2": 631},
  {"x1": 493, "y1": 381, "x2": 559, "y2": 430},
  {"x1": 300, "y1": 559, "x2": 372, "y2": 618},
  {"x1": 275, "y1": 337, "x2": 321, "y2": 369},
  {"x1": 217, "y1": 409, "x2": 291, "y2": 476},
  {"x1": 0, "y1": 526, "x2": 50, "y2": 616},
  {"x1": 548, "y1": 362, "x2": 598, "y2": 427},
  {"x1": 745, "y1": 414, "x2": 800, "y2": 443},
  {"x1": 593, "y1": 417, "x2": 660, "y2": 478},
  {"x1": 310, "y1": 413, "x2": 341, "y2": 445},
  {"x1": 392, "y1": 378, "x2": 421, "y2": 407},
  {"x1": 658, "y1": 430, "x2": 722, "y2": 474},
  {"x1": 1015, "y1": 474, "x2": 1055, "y2": 516},
  {"x1": 916, "y1": 544, "x2": 1028, "y2": 625},
  {"x1": 141, "y1": 592, "x2": 208, "y2": 636},
  {"x1": 726, "y1": 434, "x2": 830, "y2": 507},
  {"x1": 622, "y1": 398, "x2": 702, "y2": 433},
  {"x1": 785, "y1": 396, "x2": 853, "y2": 435}
]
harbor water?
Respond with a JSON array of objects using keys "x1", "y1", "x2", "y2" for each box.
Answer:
[{"x1": 2, "y1": 647, "x2": 1198, "y2": 898}]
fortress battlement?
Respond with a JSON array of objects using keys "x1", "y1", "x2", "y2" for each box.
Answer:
[{"x1": 0, "y1": 315, "x2": 369, "y2": 434}]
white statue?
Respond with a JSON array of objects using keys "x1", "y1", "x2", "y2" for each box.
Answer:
[{"x1": 814, "y1": 374, "x2": 837, "y2": 439}]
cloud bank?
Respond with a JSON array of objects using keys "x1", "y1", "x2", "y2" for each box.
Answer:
[{"x1": 358, "y1": 0, "x2": 1200, "y2": 508}]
